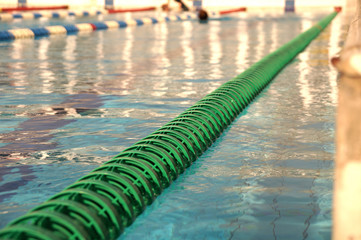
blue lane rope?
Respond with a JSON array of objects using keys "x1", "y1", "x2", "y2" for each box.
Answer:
[{"x1": 0, "y1": 13, "x2": 196, "y2": 41}]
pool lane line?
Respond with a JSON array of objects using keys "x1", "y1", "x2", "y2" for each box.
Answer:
[
  {"x1": 0, "y1": 11, "x2": 338, "y2": 240},
  {"x1": 0, "y1": 5, "x2": 68, "y2": 13},
  {"x1": 0, "y1": 9, "x2": 106, "y2": 21},
  {"x1": 0, "y1": 12, "x2": 197, "y2": 41},
  {"x1": 204, "y1": 7, "x2": 247, "y2": 19},
  {"x1": 0, "y1": 6, "x2": 157, "y2": 22},
  {"x1": 219, "y1": 7, "x2": 247, "y2": 15},
  {"x1": 107, "y1": 6, "x2": 156, "y2": 14}
]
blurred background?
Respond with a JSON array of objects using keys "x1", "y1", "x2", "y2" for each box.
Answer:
[{"x1": 0, "y1": 0, "x2": 348, "y2": 12}]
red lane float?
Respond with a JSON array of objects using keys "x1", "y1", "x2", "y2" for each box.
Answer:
[
  {"x1": 0, "y1": 5, "x2": 68, "y2": 12},
  {"x1": 334, "y1": 6, "x2": 342, "y2": 12},
  {"x1": 219, "y1": 7, "x2": 247, "y2": 15},
  {"x1": 107, "y1": 6, "x2": 156, "y2": 14}
]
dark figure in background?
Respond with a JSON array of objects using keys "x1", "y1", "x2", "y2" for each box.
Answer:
[
  {"x1": 174, "y1": 0, "x2": 189, "y2": 11},
  {"x1": 198, "y1": 9, "x2": 208, "y2": 22},
  {"x1": 161, "y1": 3, "x2": 170, "y2": 11}
]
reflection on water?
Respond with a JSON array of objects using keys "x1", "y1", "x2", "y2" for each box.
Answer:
[
  {"x1": 150, "y1": 21, "x2": 170, "y2": 98},
  {"x1": 298, "y1": 18, "x2": 313, "y2": 109},
  {"x1": 181, "y1": 21, "x2": 195, "y2": 79},
  {"x1": 270, "y1": 20, "x2": 278, "y2": 52},
  {"x1": 0, "y1": 11, "x2": 345, "y2": 239},
  {"x1": 63, "y1": 35, "x2": 77, "y2": 94},
  {"x1": 119, "y1": 27, "x2": 134, "y2": 96},
  {"x1": 209, "y1": 20, "x2": 223, "y2": 80},
  {"x1": 10, "y1": 41, "x2": 27, "y2": 87},
  {"x1": 255, "y1": 20, "x2": 265, "y2": 61},
  {"x1": 236, "y1": 20, "x2": 249, "y2": 72},
  {"x1": 38, "y1": 39, "x2": 55, "y2": 94}
]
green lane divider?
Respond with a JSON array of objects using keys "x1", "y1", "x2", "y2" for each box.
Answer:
[{"x1": 0, "y1": 11, "x2": 338, "y2": 240}]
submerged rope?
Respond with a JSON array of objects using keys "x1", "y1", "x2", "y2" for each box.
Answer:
[{"x1": 0, "y1": 11, "x2": 338, "y2": 240}]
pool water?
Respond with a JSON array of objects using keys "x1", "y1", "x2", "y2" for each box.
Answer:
[{"x1": 0, "y1": 10, "x2": 344, "y2": 239}]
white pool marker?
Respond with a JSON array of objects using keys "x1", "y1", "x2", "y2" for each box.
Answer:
[
  {"x1": 21, "y1": 13, "x2": 35, "y2": 20},
  {"x1": 168, "y1": 15, "x2": 178, "y2": 21},
  {"x1": 75, "y1": 23, "x2": 94, "y2": 32},
  {"x1": 40, "y1": 11, "x2": 53, "y2": 18},
  {"x1": 45, "y1": 26, "x2": 67, "y2": 35},
  {"x1": 8, "y1": 29, "x2": 35, "y2": 39},
  {"x1": 141, "y1": 17, "x2": 153, "y2": 24},
  {"x1": 125, "y1": 19, "x2": 137, "y2": 26},
  {"x1": 104, "y1": 21, "x2": 120, "y2": 28},
  {"x1": 0, "y1": 13, "x2": 14, "y2": 21}
]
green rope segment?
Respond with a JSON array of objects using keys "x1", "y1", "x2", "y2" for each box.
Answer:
[{"x1": 0, "y1": 11, "x2": 338, "y2": 240}]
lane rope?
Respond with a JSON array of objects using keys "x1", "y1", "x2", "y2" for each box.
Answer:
[{"x1": 0, "y1": 13, "x2": 196, "y2": 41}]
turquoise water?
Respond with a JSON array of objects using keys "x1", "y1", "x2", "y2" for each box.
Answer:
[{"x1": 0, "y1": 10, "x2": 344, "y2": 239}]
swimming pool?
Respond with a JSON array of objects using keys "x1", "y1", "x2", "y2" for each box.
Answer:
[{"x1": 0, "y1": 10, "x2": 344, "y2": 239}]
